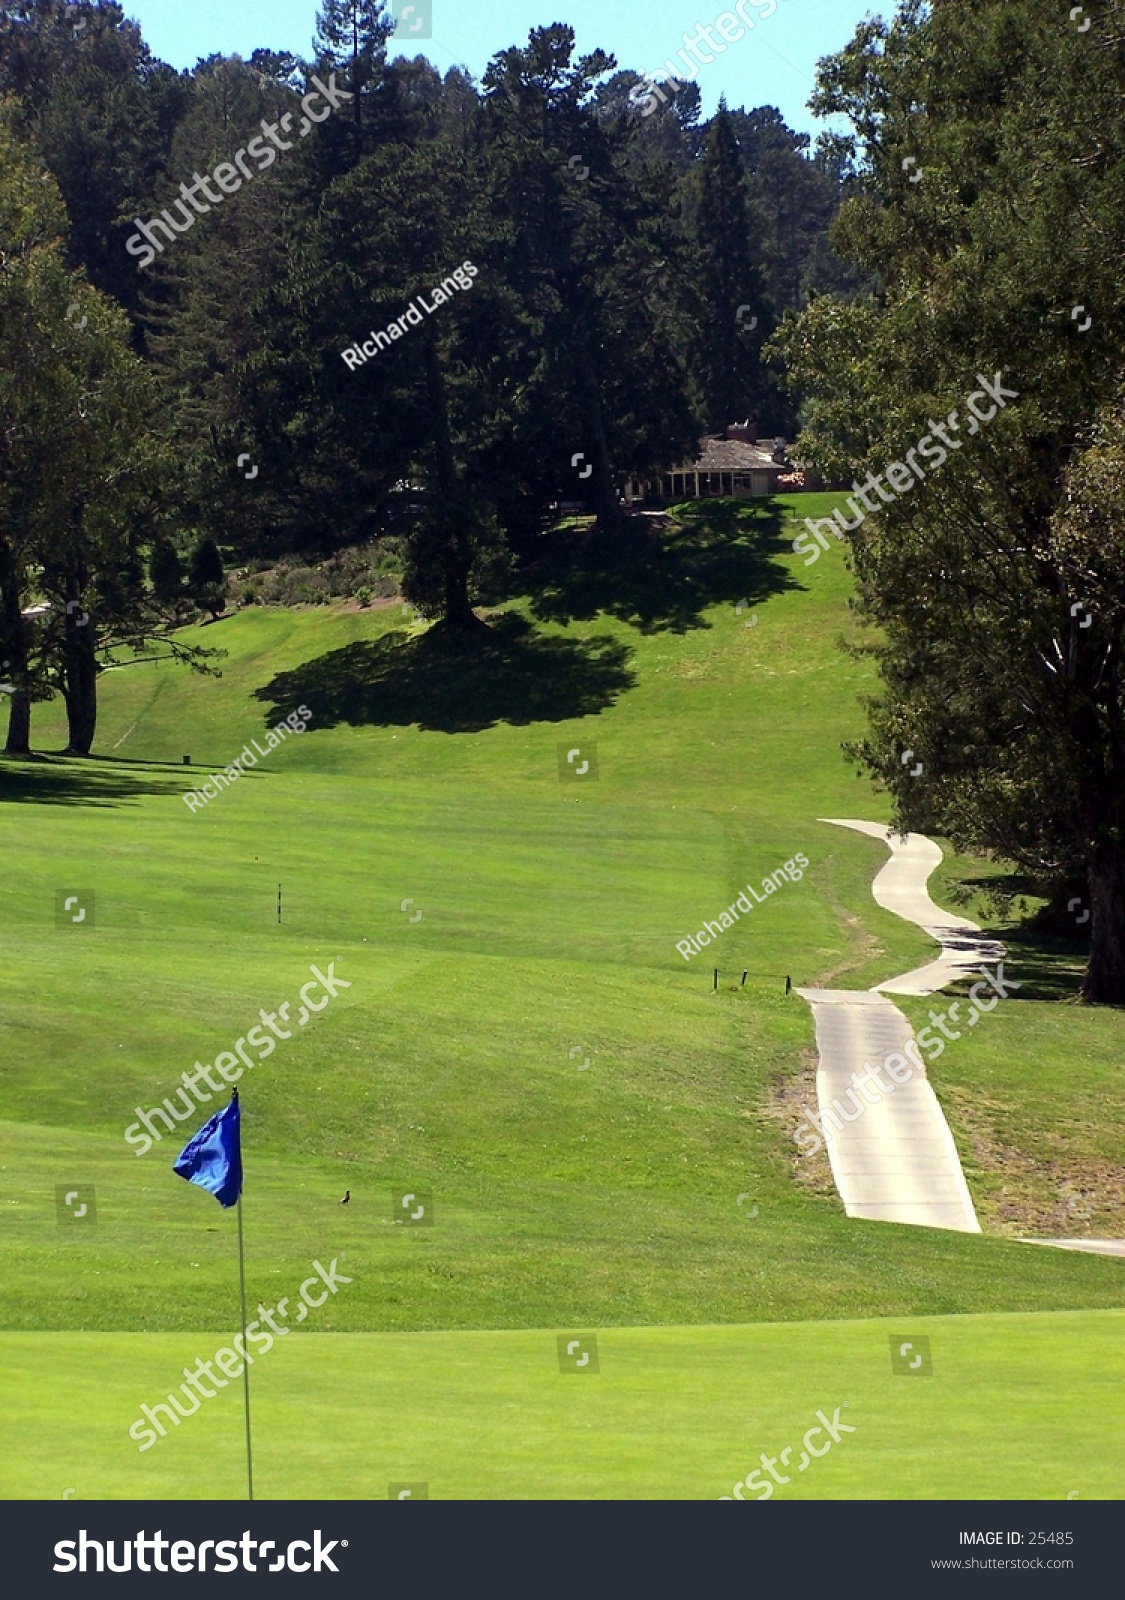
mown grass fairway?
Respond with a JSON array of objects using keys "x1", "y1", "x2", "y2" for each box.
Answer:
[
  {"x1": 1, "y1": 1310, "x2": 1119, "y2": 1500},
  {"x1": 3, "y1": 494, "x2": 1124, "y2": 1497}
]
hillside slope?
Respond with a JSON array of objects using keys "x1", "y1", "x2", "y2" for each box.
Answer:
[{"x1": 2, "y1": 495, "x2": 1122, "y2": 1338}]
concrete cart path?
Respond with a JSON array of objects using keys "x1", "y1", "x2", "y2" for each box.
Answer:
[
  {"x1": 1020, "y1": 1239, "x2": 1125, "y2": 1259},
  {"x1": 820, "y1": 819, "x2": 1006, "y2": 996},
  {"x1": 795, "y1": 820, "x2": 985, "y2": 1234}
]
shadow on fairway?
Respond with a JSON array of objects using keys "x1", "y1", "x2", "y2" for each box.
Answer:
[
  {"x1": 520, "y1": 498, "x2": 798, "y2": 635},
  {"x1": 992, "y1": 920, "x2": 1092, "y2": 1005},
  {"x1": 0, "y1": 753, "x2": 190, "y2": 807},
  {"x1": 947, "y1": 872, "x2": 1091, "y2": 1004},
  {"x1": 254, "y1": 611, "x2": 636, "y2": 734}
]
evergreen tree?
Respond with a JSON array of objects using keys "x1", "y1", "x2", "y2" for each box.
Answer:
[
  {"x1": 0, "y1": 98, "x2": 216, "y2": 754},
  {"x1": 237, "y1": 114, "x2": 516, "y2": 626},
  {"x1": 138, "y1": 51, "x2": 298, "y2": 567},
  {"x1": 313, "y1": 0, "x2": 392, "y2": 143},
  {"x1": 693, "y1": 103, "x2": 768, "y2": 433},
  {"x1": 0, "y1": 0, "x2": 189, "y2": 320},
  {"x1": 730, "y1": 106, "x2": 866, "y2": 320},
  {"x1": 481, "y1": 25, "x2": 699, "y2": 532},
  {"x1": 0, "y1": 90, "x2": 68, "y2": 752},
  {"x1": 776, "y1": 0, "x2": 1125, "y2": 1003},
  {"x1": 188, "y1": 536, "x2": 226, "y2": 619},
  {"x1": 149, "y1": 543, "x2": 185, "y2": 606}
]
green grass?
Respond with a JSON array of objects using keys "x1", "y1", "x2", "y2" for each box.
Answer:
[
  {"x1": 2, "y1": 492, "x2": 1123, "y2": 1498},
  {"x1": 897, "y1": 988, "x2": 1125, "y2": 1240},
  {"x1": 1, "y1": 1309, "x2": 1118, "y2": 1499}
]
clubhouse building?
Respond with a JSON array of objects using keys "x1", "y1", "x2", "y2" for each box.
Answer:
[{"x1": 625, "y1": 424, "x2": 818, "y2": 504}]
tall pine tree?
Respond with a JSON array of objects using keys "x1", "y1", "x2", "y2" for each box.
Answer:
[
  {"x1": 693, "y1": 103, "x2": 769, "y2": 434},
  {"x1": 313, "y1": 0, "x2": 393, "y2": 145}
]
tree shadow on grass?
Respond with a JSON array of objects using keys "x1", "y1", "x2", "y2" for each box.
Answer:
[
  {"x1": 995, "y1": 922, "x2": 1090, "y2": 1005},
  {"x1": 945, "y1": 870, "x2": 1090, "y2": 1005},
  {"x1": 0, "y1": 753, "x2": 196, "y2": 807},
  {"x1": 521, "y1": 499, "x2": 800, "y2": 635},
  {"x1": 254, "y1": 611, "x2": 636, "y2": 734}
]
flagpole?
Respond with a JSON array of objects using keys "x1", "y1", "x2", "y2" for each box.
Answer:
[
  {"x1": 173, "y1": 1088, "x2": 252, "y2": 1501},
  {"x1": 236, "y1": 1194, "x2": 254, "y2": 1502}
]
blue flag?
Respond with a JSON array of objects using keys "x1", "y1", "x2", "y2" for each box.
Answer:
[{"x1": 173, "y1": 1090, "x2": 242, "y2": 1208}]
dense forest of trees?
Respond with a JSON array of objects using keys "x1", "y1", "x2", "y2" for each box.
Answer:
[
  {"x1": 7, "y1": 0, "x2": 1125, "y2": 1001},
  {"x1": 0, "y1": 0, "x2": 860, "y2": 747}
]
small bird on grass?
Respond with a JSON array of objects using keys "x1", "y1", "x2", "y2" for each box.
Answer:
[{"x1": 340, "y1": 1190, "x2": 350, "y2": 1205}]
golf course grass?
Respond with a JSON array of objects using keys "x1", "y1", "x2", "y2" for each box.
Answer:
[
  {"x1": 3, "y1": 1310, "x2": 1118, "y2": 1500},
  {"x1": 2, "y1": 492, "x2": 1123, "y2": 1498}
]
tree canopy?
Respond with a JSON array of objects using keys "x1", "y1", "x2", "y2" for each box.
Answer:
[{"x1": 773, "y1": 0, "x2": 1125, "y2": 1002}]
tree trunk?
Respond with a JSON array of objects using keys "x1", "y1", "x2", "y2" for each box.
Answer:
[
  {"x1": 423, "y1": 334, "x2": 478, "y2": 629},
  {"x1": 574, "y1": 339, "x2": 623, "y2": 531},
  {"x1": 1, "y1": 552, "x2": 30, "y2": 755},
  {"x1": 1081, "y1": 842, "x2": 1125, "y2": 1004},
  {"x1": 5, "y1": 688, "x2": 31, "y2": 755},
  {"x1": 63, "y1": 607, "x2": 97, "y2": 755},
  {"x1": 442, "y1": 549, "x2": 474, "y2": 627}
]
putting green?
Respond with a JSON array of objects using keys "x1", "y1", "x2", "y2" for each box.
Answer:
[{"x1": 1, "y1": 1309, "x2": 1118, "y2": 1499}]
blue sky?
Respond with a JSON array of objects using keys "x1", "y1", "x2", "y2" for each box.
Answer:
[{"x1": 121, "y1": 0, "x2": 882, "y2": 139}]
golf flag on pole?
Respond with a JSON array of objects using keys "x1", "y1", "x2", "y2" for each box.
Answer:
[
  {"x1": 172, "y1": 1087, "x2": 254, "y2": 1498},
  {"x1": 173, "y1": 1090, "x2": 242, "y2": 1207}
]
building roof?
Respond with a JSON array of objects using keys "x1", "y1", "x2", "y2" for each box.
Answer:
[{"x1": 672, "y1": 436, "x2": 788, "y2": 473}]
